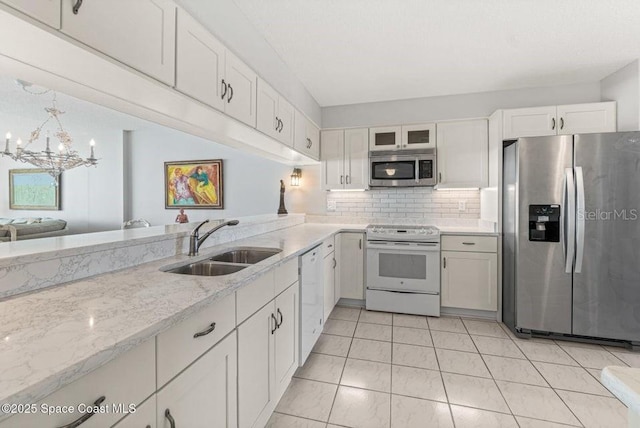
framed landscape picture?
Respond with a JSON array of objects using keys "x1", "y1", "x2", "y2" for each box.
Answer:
[
  {"x1": 9, "y1": 169, "x2": 61, "y2": 210},
  {"x1": 164, "y1": 159, "x2": 224, "y2": 209}
]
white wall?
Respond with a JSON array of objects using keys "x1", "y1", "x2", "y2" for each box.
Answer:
[
  {"x1": 127, "y1": 127, "x2": 298, "y2": 226},
  {"x1": 176, "y1": 0, "x2": 322, "y2": 126},
  {"x1": 322, "y1": 82, "x2": 602, "y2": 128},
  {"x1": 600, "y1": 60, "x2": 640, "y2": 131}
]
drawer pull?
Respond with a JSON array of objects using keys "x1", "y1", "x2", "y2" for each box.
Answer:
[
  {"x1": 462, "y1": 242, "x2": 476, "y2": 245},
  {"x1": 193, "y1": 322, "x2": 216, "y2": 338},
  {"x1": 327, "y1": 244, "x2": 333, "y2": 248},
  {"x1": 57, "y1": 396, "x2": 105, "y2": 428},
  {"x1": 72, "y1": 0, "x2": 83, "y2": 15},
  {"x1": 271, "y1": 313, "x2": 278, "y2": 334},
  {"x1": 443, "y1": 257, "x2": 446, "y2": 268},
  {"x1": 277, "y1": 308, "x2": 284, "y2": 327},
  {"x1": 165, "y1": 409, "x2": 176, "y2": 428}
]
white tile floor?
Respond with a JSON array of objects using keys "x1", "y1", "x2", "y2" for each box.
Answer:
[{"x1": 267, "y1": 306, "x2": 635, "y2": 428}]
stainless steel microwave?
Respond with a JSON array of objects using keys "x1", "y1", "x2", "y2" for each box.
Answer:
[{"x1": 369, "y1": 149, "x2": 437, "y2": 187}]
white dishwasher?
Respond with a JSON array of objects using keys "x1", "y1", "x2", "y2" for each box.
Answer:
[{"x1": 299, "y1": 245, "x2": 324, "y2": 365}]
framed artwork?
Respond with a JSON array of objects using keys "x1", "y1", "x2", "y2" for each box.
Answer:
[
  {"x1": 9, "y1": 169, "x2": 61, "y2": 210},
  {"x1": 164, "y1": 159, "x2": 224, "y2": 209}
]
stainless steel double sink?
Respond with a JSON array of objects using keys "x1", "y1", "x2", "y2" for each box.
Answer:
[{"x1": 162, "y1": 247, "x2": 283, "y2": 277}]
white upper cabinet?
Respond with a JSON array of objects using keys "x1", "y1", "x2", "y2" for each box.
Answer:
[
  {"x1": 294, "y1": 109, "x2": 320, "y2": 160},
  {"x1": 321, "y1": 128, "x2": 368, "y2": 190},
  {"x1": 401, "y1": 123, "x2": 436, "y2": 150},
  {"x1": 503, "y1": 106, "x2": 557, "y2": 139},
  {"x1": 556, "y1": 102, "x2": 616, "y2": 135},
  {"x1": 60, "y1": 0, "x2": 176, "y2": 85},
  {"x1": 344, "y1": 128, "x2": 369, "y2": 189},
  {"x1": 1, "y1": 0, "x2": 60, "y2": 28},
  {"x1": 175, "y1": 9, "x2": 226, "y2": 111},
  {"x1": 224, "y1": 51, "x2": 258, "y2": 127},
  {"x1": 257, "y1": 78, "x2": 293, "y2": 145},
  {"x1": 369, "y1": 126, "x2": 401, "y2": 151},
  {"x1": 321, "y1": 130, "x2": 345, "y2": 190},
  {"x1": 503, "y1": 102, "x2": 616, "y2": 139},
  {"x1": 437, "y1": 119, "x2": 488, "y2": 188}
]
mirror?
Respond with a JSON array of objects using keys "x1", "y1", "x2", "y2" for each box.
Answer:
[{"x1": 0, "y1": 75, "x2": 300, "y2": 243}]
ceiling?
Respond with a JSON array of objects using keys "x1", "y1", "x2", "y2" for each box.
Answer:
[{"x1": 228, "y1": 0, "x2": 640, "y2": 106}]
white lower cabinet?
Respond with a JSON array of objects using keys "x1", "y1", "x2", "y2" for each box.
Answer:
[
  {"x1": 112, "y1": 395, "x2": 156, "y2": 428},
  {"x1": 336, "y1": 232, "x2": 365, "y2": 300},
  {"x1": 0, "y1": 340, "x2": 155, "y2": 428},
  {"x1": 157, "y1": 332, "x2": 237, "y2": 428},
  {"x1": 323, "y1": 249, "x2": 336, "y2": 319},
  {"x1": 441, "y1": 235, "x2": 498, "y2": 312},
  {"x1": 238, "y1": 282, "x2": 299, "y2": 428}
]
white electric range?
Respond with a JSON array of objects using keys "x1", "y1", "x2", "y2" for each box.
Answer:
[{"x1": 365, "y1": 225, "x2": 441, "y2": 316}]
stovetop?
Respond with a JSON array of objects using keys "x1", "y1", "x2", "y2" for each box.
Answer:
[{"x1": 366, "y1": 224, "x2": 440, "y2": 242}]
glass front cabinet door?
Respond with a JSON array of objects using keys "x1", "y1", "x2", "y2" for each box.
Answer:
[{"x1": 401, "y1": 123, "x2": 436, "y2": 150}]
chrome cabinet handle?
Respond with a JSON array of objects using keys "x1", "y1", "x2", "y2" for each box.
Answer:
[
  {"x1": 359, "y1": 239, "x2": 362, "y2": 250},
  {"x1": 552, "y1": 117, "x2": 556, "y2": 130},
  {"x1": 340, "y1": 175, "x2": 343, "y2": 184},
  {"x1": 346, "y1": 175, "x2": 350, "y2": 184},
  {"x1": 333, "y1": 258, "x2": 337, "y2": 268},
  {"x1": 462, "y1": 242, "x2": 476, "y2": 245},
  {"x1": 271, "y1": 313, "x2": 278, "y2": 334},
  {"x1": 438, "y1": 172, "x2": 442, "y2": 183},
  {"x1": 560, "y1": 117, "x2": 564, "y2": 130},
  {"x1": 443, "y1": 257, "x2": 447, "y2": 268},
  {"x1": 327, "y1": 244, "x2": 333, "y2": 248},
  {"x1": 277, "y1": 308, "x2": 283, "y2": 327},
  {"x1": 165, "y1": 409, "x2": 176, "y2": 428},
  {"x1": 221, "y1": 79, "x2": 227, "y2": 100},
  {"x1": 193, "y1": 322, "x2": 216, "y2": 338},
  {"x1": 227, "y1": 84, "x2": 233, "y2": 103},
  {"x1": 72, "y1": 0, "x2": 83, "y2": 14},
  {"x1": 57, "y1": 396, "x2": 105, "y2": 428},
  {"x1": 280, "y1": 119, "x2": 284, "y2": 132},
  {"x1": 275, "y1": 117, "x2": 280, "y2": 131}
]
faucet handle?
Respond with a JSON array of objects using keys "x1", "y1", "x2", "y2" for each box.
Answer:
[{"x1": 191, "y1": 219, "x2": 210, "y2": 236}]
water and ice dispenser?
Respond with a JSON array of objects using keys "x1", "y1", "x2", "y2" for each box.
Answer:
[{"x1": 528, "y1": 205, "x2": 560, "y2": 242}]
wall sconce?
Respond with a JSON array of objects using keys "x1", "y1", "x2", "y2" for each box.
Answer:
[{"x1": 290, "y1": 168, "x2": 302, "y2": 186}]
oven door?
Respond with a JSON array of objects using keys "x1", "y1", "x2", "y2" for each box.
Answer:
[{"x1": 366, "y1": 241, "x2": 441, "y2": 294}]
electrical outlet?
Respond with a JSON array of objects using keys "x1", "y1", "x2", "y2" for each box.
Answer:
[
  {"x1": 458, "y1": 200, "x2": 466, "y2": 212},
  {"x1": 327, "y1": 199, "x2": 337, "y2": 212}
]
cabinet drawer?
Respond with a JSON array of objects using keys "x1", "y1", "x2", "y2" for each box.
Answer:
[
  {"x1": 323, "y1": 236, "x2": 335, "y2": 255},
  {"x1": 274, "y1": 259, "x2": 298, "y2": 296},
  {"x1": 157, "y1": 292, "x2": 236, "y2": 387},
  {"x1": 0, "y1": 340, "x2": 155, "y2": 428},
  {"x1": 237, "y1": 272, "x2": 275, "y2": 324},
  {"x1": 441, "y1": 235, "x2": 497, "y2": 253}
]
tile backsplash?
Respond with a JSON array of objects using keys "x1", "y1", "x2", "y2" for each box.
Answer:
[{"x1": 325, "y1": 188, "x2": 480, "y2": 219}]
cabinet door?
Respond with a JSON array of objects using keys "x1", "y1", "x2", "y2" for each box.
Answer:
[
  {"x1": 369, "y1": 126, "x2": 401, "y2": 151},
  {"x1": 257, "y1": 78, "x2": 279, "y2": 139},
  {"x1": 323, "y1": 254, "x2": 335, "y2": 319},
  {"x1": 277, "y1": 97, "x2": 295, "y2": 147},
  {"x1": 557, "y1": 102, "x2": 616, "y2": 135},
  {"x1": 238, "y1": 303, "x2": 275, "y2": 428},
  {"x1": 294, "y1": 111, "x2": 320, "y2": 160},
  {"x1": 503, "y1": 106, "x2": 557, "y2": 139},
  {"x1": 157, "y1": 333, "x2": 237, "y2": 428},
  {"x1": 1, "y1": 0, "x2": 60, "y2": 28},
  {"x1": 306, "y1": 118, "x2": 320, "y2": 160},
  {"x1": 224, "y1": 51, "x2": 257, "y2": 127},
  {"x1": 60, "y1": 0, "x2": 176, "y2": 85},
  {"x1": 441, "y1": 251, "x2": 497, "y2": 311},
  {"x1": 321, "y1": 130, "x2": 345, "y2": 190},
  {"x1": 337, "y1": 233, "x2": 365, "y2": 300},
  {"x1": 175, "y1": 9, "x2": 225, "y2": 111},
  {"x1": 345, "y1": 128, "x2": 369, "y2": 189},
  {"x1": 274, "y1": 283, "x2": 299, "y2": 399},
  {"x1": 112, "y1": 395, "x2": 156, "y2": 428},
  {"x1": 437, "y1": 119, "x2": 488, "y2": 188},
  {"x1": 401, "y1": 123, "x2": 436, "y2": 150}
]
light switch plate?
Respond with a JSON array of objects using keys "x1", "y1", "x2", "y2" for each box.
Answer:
[{"x1": 327, "y1": 199, "x2": 337, "y2": 211}]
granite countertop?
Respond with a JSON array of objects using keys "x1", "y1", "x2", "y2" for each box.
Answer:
[
  {"x1": 0, "y1": 223, "x2": 352, "y2": 412},
  {"x1": 602, "y1": 366, "x2": 640, "y2": 415}
]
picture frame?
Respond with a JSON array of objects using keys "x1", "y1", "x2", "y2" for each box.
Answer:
[
  {"x1": 164, "y1": 159, "x2": 224, "y2": 209},
  {"x1": 9, "y1": 169, "x2": 61, "y2": 210}
]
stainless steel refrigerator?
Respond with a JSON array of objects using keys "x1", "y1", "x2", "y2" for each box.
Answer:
[{"x1": 503, "y1": 132, "x2": 640, "y2": 345}]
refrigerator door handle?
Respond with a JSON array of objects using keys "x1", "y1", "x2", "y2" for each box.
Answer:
[
  {"x1": 564, "y1": 168, "x2": 576, "y2": 273},
  {"x1": 575, "y1": 166, "x2": 585, "y2": 273}
]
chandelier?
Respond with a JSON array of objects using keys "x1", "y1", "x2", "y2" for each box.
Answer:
[{"x1": 1, "y1": 81, "x2": 98, "y2": 183}]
